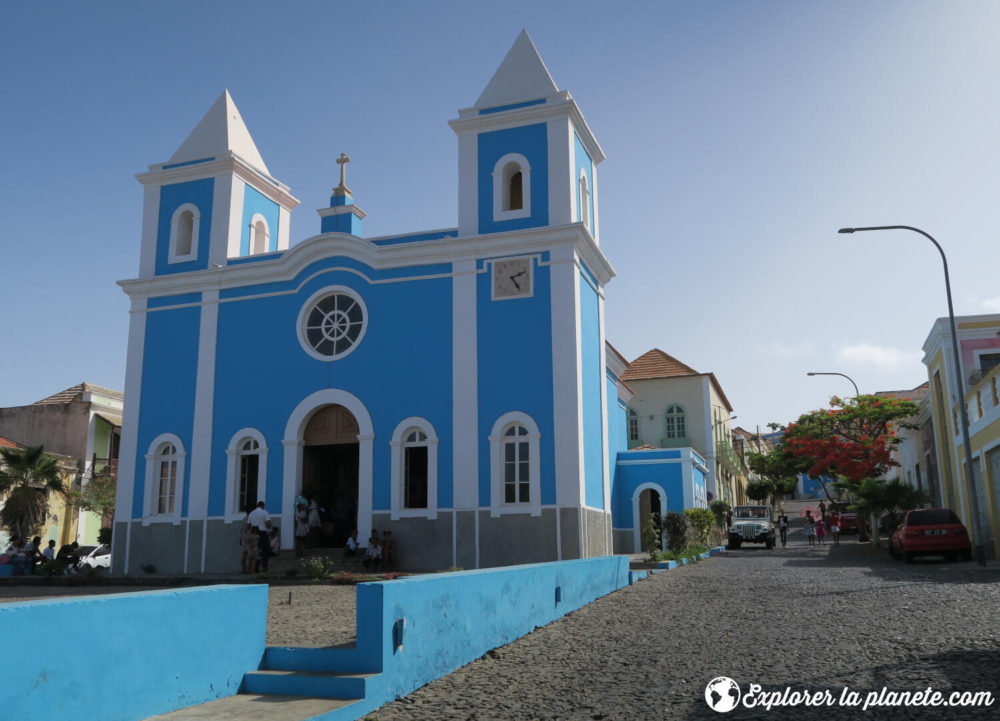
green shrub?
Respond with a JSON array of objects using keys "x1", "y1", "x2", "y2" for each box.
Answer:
[
  {"x1": 709, "y1": 500, "x2": 731, "y2": 528},
  {"x1": 662, "y1": 512, "x2": 688, "y2": 552},
  {"x1": 684, "y1": 508, "x2": 715, "y2": 546},
  {"x1": 97, "y1": 527, "x2": 113, "y2": 546},
  {"x1": 642, "y1": 513, "x2": 661, "y2": 561}
]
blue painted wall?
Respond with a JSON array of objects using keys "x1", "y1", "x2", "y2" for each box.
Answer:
[
  {"x1": 476, "y1": 257, "x2": 554, "y2": 507},
  {"x1": 613, "y1": 450, "x2": 687, "y2": 528},
  {"x1": 579, "y1": 275, "x2": 604, "y2": 509},
  {"x1": 207, "y1": 257, "x2": 454, "y2": 516},
  {"x1": 240, "y1": 184, "x2": 280, "y2": 255},
  {"x1": 156, "y1": 179, "x2": 214, "y2": 275},
  {"x1": 607, "y1": 383, "x2": 628, "y2": 504},
  {"x1": 262, "y1": 556, "x2": 634, "y2": 717},
  {"x1": 574, "y1": 133, "x2": 595, "y2": 231},
  {"x1": 477, "y1": 124, "x2": 549, "y2": 234},
  {"x1": 0, "y1": 585, "x2": 267, "y2": 721},
  {"x1": 133, "y1": 306, "x2": 201, "y2": 518}
]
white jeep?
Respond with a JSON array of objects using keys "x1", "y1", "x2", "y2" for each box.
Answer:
[{"x1": 728, "y1": 505, "x2": 776, "y2": 550}]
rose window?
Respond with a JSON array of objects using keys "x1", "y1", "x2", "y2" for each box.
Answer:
[{"x1": 299, "y1": 289, "x2": 367, "y2": 360}]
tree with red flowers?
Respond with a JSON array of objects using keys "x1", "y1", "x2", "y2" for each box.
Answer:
[
  {"x1": 780, "y1": 394, "x2": 919, "y2": 542},
  {"x1": 781, "y1": 395, "x2": 918, "y2": 485}
]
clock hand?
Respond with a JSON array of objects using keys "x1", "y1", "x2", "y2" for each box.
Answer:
[{"x1": 509, "y1": 275, "x2": 521, "y2": 290}]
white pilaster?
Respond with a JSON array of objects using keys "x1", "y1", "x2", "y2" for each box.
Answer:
[
  {"x1": 277, "y1": 205, "x2": 291, "y2": 251},
  {"x1": 547, "y1": 118, "x2": 573, "y2": 227},
  {"x1": 115, "y1": 296, "x2": 147, "y2": 525},
  {"x1": 187, "y1": 290, "x2": 219, "y2": 520},
  {"x1": 457, "y1": 132, "x2": 479, "y2": 237},
  {"x1": 550, "y1": 246, "x2": 582, "y2": 508},
  {"x1": 452, "y1": 260, "x2": 479, "y2": 508},
  {"x1": 590, "y1": 159, "x2": 599, "y2": 245},
  {"x1": 138, "y1": 183, "x2": 161, "y2": 278}
]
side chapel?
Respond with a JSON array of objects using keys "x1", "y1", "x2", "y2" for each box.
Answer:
[{"x1": 112, "y1": 32, "x2": 620, "y2": 573}]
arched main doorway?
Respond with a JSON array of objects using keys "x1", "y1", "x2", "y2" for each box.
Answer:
[{"x1": 302, "y1": 404, "x2": 359, "y2": 547}]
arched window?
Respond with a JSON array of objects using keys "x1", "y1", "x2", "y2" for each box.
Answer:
[
  {"x1": 143, "y1": 433, "x2": 186, "y2": 521},
  {"x1": 224, "y1": 429, "x2": 269, "y2": 521},
  {"x1": 492, "y1": 153, "x2": 531, "y2": 221},
  {"x1": 664, "y1": 404, "x2": 686, "y2": 439},
  {"x1": 390, "y1": 417, "x2": 438, "y2": 520},
  {"x1": 168, "y1": 203, "x2": 200, "y2": 263},
  {"x1": 249, "y1": 213, "x2": 270, "y2": 255},
  {"x1": 489, "y1": 412, "x2": 541, "y2": 516},
  {"x1": 579, "y1": 170, "x2": 591, "y2": 230},
  {"x1": 627, "y1": 408, "x2": 640, "y2": 444},
  {"x1": 508, "y1": 169, "x2": 523, "y2": 211}
]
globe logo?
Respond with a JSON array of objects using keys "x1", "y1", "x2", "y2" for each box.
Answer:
[{"x1": 704, "y1": 676, "x2": 741, "y2": 713}]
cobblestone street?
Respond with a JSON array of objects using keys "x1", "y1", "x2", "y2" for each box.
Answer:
[{"x1": 366, "y1": 531, "x2": 1000, "y2": 720}]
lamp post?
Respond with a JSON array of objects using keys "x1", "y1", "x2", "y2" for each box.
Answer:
[
  {"x1": 807, "y1": 371, "x2": 860, "y2": 397},
  {"x1": 839, "y1": 225, "x2": 986, "y2": 565}
]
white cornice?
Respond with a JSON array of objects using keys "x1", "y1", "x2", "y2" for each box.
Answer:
[
  {"x1": 449, "y1": 94, "x2": 605, "y2": 164},
  {"x1": 136, "y1": 153, "x2": 300, "y2": 210},
  {"x1": 118, "y1": 222, "x2": 616, "y2": 298}
]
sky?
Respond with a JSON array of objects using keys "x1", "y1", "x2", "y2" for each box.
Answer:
[{"x1": 3, "y1": 0, "x2": 1000, "y2": 432}]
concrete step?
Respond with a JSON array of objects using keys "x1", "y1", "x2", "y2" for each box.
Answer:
[
  {"x1": 243, "y1": 669, "x2": 377, "y2": 699},
  {"x1": 144, "y1": 693, "x2": 359, "y2": 720}
]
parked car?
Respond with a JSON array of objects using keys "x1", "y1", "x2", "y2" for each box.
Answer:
[
  {"x1": 78, "y1": 544, "x2": 111, "y2": 569},
  {"x1": 889, "y1": 508, "x2": 971, "y2": 563},
  {"x1": 829, "y1": 502, "x2": 858, "y2": 534}
]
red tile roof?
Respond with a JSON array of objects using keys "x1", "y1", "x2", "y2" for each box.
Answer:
[
  {"x1": 0, "y1": 436, "x2": 22, "y2": 449},
  {"x1": 620, "y1": 349, "x2": 699, "y2": 381}
]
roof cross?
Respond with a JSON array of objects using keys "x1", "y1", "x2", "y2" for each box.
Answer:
[{"x1": 336, "y1": 152, "x2": 351, "y2": 190}]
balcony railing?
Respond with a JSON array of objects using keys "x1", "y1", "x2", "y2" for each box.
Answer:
[
  {"x1": 715, "y1": 441, "x2": 742, "y2": 474},
  {"x1": 660, "y1": 436, "x2": 692, "y2": 450},
  {"x1": 91, "y1": 457, "x2": 118, "y2": 477}
]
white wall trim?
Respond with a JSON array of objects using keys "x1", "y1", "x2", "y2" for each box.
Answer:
[
  {"x1": 142, "y1": 432, "x2": 186, "y2": 525},
  {"x1": 452, "y1": 260, "x2": 479, "y2": 510},
  {"x1": 168, "y1": 203, "x2": 200, "y2": 264},
  {"x1": 489, "y1": 411, "x2": 542, "y2": 517},
  {"x1": 223, "y1": 427, "x2": 269, "y2": 522},
  {"x1": 551, "y1": 246, "x2": 581, "y2": 508},
  {"x1": 248, "y1": 212, "x2": 271, "y2": 255},
  {"x1": 491, "y1": 152, "x2": 531, "y2": 222},
  {"x1": 389, "y1": 416, "x2": 439, "y2": 521},
  {"x1": 188, "y1": 289, "x2": 219, "y2": 523},
  {"x1": 114, "y1": 297, "x2": 147, "y2": 526},
  {"x1": 630, "y1": 482, "x2": 666, "y2": 555}
]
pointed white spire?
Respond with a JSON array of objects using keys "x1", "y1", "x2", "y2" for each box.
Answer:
[
  {"x1": 475, "y1": 30, "x2": 559, "y2": 108},
  {"x1": 169, "y1": 90, "x2": 270, "y2": 174}
]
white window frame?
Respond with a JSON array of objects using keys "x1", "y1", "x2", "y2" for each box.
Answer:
[
  {"x1": 664, "y1": 404, "x2": 687, "y2": 439},
  {"x1": 489, "y1": 411, "x2": 541, "y2": 517},
  {"x1": 168, "y1": 203, "x2": 200, "y2": 264},
  {"x1": 492, "y1": 153, "x2": 531, "y2": 222},
  {"x1": 579, "y1": 169, "x2": 591, "y2": 231},
  {"x1": 297, "y1": 285, "x2": 369, "y2": 362},
  {"x1": 143, "y1": 432, "x2": 186, "y2": 525},
  {"x1": 224, "y1": 428, "x2": 269, "y2": 522},
  {"x1": 389, "y1": 417, "x2": 438, "y2": 520},
  {"x1": 249, "y1": 213, "x2": 271, "y2": 255}
]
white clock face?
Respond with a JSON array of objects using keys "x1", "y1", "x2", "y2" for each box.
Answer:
[{"x1": 493, "y1": 258, "x2": 532, "y2": 299}]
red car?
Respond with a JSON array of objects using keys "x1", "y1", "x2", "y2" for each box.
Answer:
[
  {"x1": 889, "y1": 508, "x2": 971, "y2": 563},
  {"x1": 829, "y1": 503, "x2": 858, "y2": 534}
]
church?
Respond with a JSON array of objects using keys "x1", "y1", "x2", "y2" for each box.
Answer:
[{"x1": 111, "y1": 32, "x2": 624, "y2": 574}]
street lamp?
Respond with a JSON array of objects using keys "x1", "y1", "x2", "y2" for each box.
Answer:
[
  {"x1": 807, "y1": 371, "x2": 860, "y2": 397},
  {"x1": 839, "y1": 225, "x2": 986, "y2": 565}
]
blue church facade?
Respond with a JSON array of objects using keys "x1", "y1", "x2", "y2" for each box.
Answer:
[{"x1": 112, "y1": 33, "x2": 618, "y2": 574}]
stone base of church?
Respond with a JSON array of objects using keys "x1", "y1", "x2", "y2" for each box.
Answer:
[
  {"x1": 112, "y1": 519, "x2": 245, "y2": 576},
  {"x1": 611, "y1": 528, "x2": 636, "y2": 555},
  {"x1": 112, "y1": 507, "x2": 614, "y2": 575}
]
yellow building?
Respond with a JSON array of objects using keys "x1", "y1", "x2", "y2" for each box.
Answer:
[
  {"x1": 0, "y1": 436, "x2": 80, "y2": 549},
  {"x1": 922, "y1": 314, "x2": 1000, "y2": 557}
]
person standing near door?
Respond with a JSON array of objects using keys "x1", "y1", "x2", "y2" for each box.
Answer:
[{"x1": 248, "y1": 501, "x2": 272, "y2": 571}]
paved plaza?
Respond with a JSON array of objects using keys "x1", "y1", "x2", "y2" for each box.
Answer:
[{"x1": 364, "y1": 530, "x2": 1000, "y2": 720}]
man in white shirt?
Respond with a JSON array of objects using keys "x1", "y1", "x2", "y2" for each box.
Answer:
[{"x1": 247, "y1": 501, "x2": 272, "y2": 571}]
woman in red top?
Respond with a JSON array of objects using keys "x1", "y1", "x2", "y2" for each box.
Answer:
[{"x1": 828, "y1": 511, "x2": 842, "y2": 546}]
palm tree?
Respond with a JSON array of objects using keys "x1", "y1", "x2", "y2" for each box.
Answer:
[{"x1": 0, "y1": 445, "x2": 66, "y2": 544}]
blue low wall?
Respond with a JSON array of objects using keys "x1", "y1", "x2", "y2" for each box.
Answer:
[
  {"x1": 0, "y1": 584, "x2": 268, "y2": 721},
  {"x1": 263, "y1": 555, "x2": 634, "y2": 718}
]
